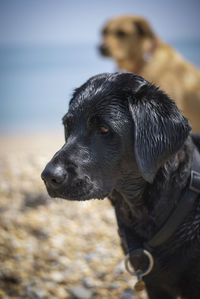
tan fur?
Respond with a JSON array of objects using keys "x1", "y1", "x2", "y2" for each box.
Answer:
[{"x1": 100, "y1": 15, "x2": 200, "y2": 133}]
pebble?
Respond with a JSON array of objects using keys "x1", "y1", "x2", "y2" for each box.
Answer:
[
  {"x1": 115, "y1": 260, "x2": 126, "y2": 275},
  {"x1": 22, "y1": 193, "x2": 49, "y2": 210},
  {"x1": 109, "y1": 282, "x2": 120, "y2": 290},
  {"x1": 69, "y1": 285, "x2": 93, "y2": 299},
  {"x1": 120, "y1": 288, "x2": 135, "y2": 299},
  {"x1": 49, "y1": 271, "x2": 64, "y2": 283},
  {"x1": 82, "y1": 277, "x2": 102, "y2": 288},
  {"x1": 84, "y1": 252, "x2": 98, "y2": 262}
]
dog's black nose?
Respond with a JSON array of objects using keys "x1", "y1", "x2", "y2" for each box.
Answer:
[
  {"x1": 98, "y1": 44, "x2": 110, "y2": 56},
  {"x1": 41, "y1": 164, "x2": 67, "y2": 188}
]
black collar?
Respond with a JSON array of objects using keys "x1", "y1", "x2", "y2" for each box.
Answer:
[{"x1": 117, "y1": 147, "x2": 200, "y2": 254}]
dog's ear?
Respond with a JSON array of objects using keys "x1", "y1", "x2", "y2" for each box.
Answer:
[
  {"x1": 133, "y1": 19, "x2": 154, "y2": 39},
  {"x1": 128, "y1": 85, "x2": 191, "y2": 183}
]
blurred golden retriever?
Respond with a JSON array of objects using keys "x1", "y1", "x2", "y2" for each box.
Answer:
[{"x1": 99, "y1": 15, "x2": 200, "y2": 133}]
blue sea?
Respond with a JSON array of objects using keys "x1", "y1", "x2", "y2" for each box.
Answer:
[{"x1": 0, "y1": 40, "x2": 200, "y2": 133}]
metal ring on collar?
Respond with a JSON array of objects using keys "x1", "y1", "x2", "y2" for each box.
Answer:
[{"x1": 125, "y1": 249, "x2": 154, "y2": 277}]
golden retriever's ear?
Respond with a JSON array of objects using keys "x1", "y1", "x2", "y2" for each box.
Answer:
[
  {"x1": 134, "y1": 19, "x2": 155, "y2": 39},
  {"x1": 128, "y1": 86, "x2": 191, "y2": 183}
]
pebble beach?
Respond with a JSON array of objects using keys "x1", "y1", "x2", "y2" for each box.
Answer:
[{"x1": 0, "y1": 133, "x2": 147, "y2": 299}]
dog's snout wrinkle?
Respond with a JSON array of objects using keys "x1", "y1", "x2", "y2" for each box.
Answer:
[{"x1": 41, "y1": 164, "x2": 67, "y2": 189}]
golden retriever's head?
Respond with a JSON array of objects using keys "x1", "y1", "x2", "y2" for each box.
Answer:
[{"x1": 99, "y1": 16, "x2": 157, "y2": 72}]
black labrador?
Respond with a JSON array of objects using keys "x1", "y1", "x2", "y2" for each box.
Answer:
[{"x1": 41, "y1": 73, "x2": 200, "y2": 299}]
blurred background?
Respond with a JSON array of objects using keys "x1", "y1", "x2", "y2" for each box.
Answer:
[
  {"x1": 1, "y1": 0, "x2": 200, "y2": 134},
  {"x1": 0, "y1": 0, "x2": 200, "y2": 298}
]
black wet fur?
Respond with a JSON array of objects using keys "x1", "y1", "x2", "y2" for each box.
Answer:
[{"x1": 41, "y1": 73, "x2": 200, "y2": 299}]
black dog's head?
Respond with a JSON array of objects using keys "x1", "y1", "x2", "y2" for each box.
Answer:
[{"x1": 41, "y1": 73, "x2": 191, "y2": 201}]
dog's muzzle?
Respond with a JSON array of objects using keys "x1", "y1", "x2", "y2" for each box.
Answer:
[{"x1": 41, "y1": 161, "x2": 95, "y2": 200}]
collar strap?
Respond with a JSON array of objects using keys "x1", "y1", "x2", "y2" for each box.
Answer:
[
  {"x1": 147, "y1": 147, "x2": 200, "y2": 249},
  {"x1": 117, "y1": 147, "x2": 200, "y2": 254}
]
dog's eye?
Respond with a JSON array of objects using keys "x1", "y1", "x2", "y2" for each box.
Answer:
[
  {"x1": 115, "y1": 30, "x2": 127, "y2": 38},
  {"x1": 99, "y1": 126, "x2": 109, "y2": 135}
]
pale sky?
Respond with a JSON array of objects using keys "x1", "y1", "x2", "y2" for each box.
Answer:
[{"x1": 0, "y1": 0, "x2": 200, "y2": 45}]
